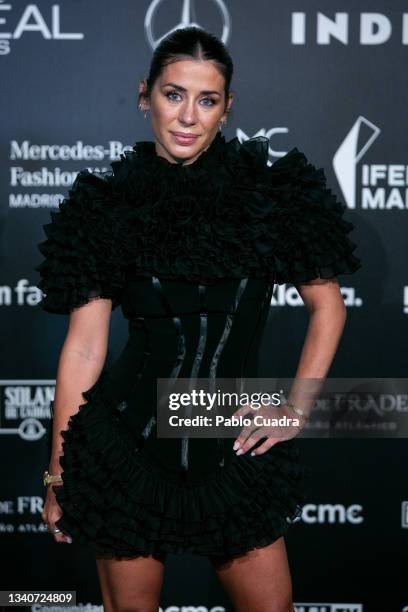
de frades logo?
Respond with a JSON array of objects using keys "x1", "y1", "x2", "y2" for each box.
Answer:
[
  {"x1": 334, "y1": 117, "x2": 407, "y2": 211},
  {"x1": 144, "y1": 0, "x2": 230, "y2": 49},
  {"x1": 0, "y1": 380, "x2": 54, "y2": 441},
  {"x1": 0, "y1": 3, "x2": 84, "y2": 56}
]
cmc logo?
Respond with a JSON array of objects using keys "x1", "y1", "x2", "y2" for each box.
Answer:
[
  {"x1": 32, "y1": 606, "x2": 227, "y2": 612},
  {"x1": 31, "y1": 603, "x2": 226, "y2": 612},
  {"x1": 144, "y1": 0, "x2": 231, "y2": 49},
  {"x1": 301, "y1": 503, "x2": 364, "y2": 524},
  {"x1": 294, "y1": 605, "x2": 363, "y2": 612},
  {"x1": 159, "y1": 606, "x2": 225, "y2": 612},
  {"x1": 0, "y1": 3, "x2": 83, "y2": 56}
]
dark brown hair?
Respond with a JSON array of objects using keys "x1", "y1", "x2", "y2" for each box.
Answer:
[{"x1": 140, "y1": 26, "x2": 234, "y2": 116}]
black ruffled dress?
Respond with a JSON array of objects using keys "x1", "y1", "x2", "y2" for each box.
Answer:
[{"x1": 35, "y1": 132, "x2": 362, "y2": 559}]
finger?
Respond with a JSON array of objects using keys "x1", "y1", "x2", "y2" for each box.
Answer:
[
  {"x1": 250, "y1": 437, "x2": 280, "y2": 455},
  {"x1": 48, "y1": 515, "x2": 72, "y2": 544},
  {"x1": 234, "y1": 423, "x2": 256, "y2": 449},
  {"x1": 232, "y1": 405, "x2": 259, "y2": 448},
  {"x1": 56, "y1": 535, "x2": 72, "y2": 544},
  {"x1": 235, "y1": 429, "x2": 265, "y2": 455},
  {"x1": 53, "y1": 528, "x2": 72, "y2": 544}
]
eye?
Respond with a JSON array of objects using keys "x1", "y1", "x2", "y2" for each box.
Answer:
[
  {"x1": 164, "y1": 91, "x2": 217, "y2": 106},
  {"x1": 200, "y1": 97, "x2": 216, "y2": 107},
  {"x1": 165, "y1": 91, "x2": 181, "y2": 101}
]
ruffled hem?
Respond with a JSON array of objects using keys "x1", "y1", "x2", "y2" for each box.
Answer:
[{"x1": 53, "y1": 373, "x2": 310, "y2": 558}]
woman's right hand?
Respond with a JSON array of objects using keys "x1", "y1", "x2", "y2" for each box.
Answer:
[{"x1": 42, "y1": 483, "x2": 72, "y2": 544}]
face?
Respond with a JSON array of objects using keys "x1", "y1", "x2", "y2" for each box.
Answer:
[{"x1": 139, "y1": 59, "x2": 233, "y2": 165}]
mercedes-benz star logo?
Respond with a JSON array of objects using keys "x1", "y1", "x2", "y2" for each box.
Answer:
[{"x1": 145, "y1": 0, "x2": 231, "y2": 49}]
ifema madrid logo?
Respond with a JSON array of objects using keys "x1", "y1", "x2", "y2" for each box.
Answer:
[{"x1": 333, "y1": 116, "x2": 408, "y2": 211}]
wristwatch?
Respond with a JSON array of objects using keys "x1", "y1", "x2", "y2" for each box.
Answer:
[{"x1": 43, "y1": 470, "x2": 63, "y2": 487}]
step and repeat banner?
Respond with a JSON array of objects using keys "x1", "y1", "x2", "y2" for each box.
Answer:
[{"x1": 1, "y1": 1, "x2": 407, "y2": 611}]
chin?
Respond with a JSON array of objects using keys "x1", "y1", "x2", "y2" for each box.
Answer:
[{"x1": 169, "y1": 141, "x2": 201, "y2": 158}]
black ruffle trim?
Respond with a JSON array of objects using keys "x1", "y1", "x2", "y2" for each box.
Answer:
[
  {"x1": 53, "y1": 375, "x2": 310, "y2": 559},
  {"x1": 109, "y1": 132, "x2": 274, "y2": 286},
  {"x1": 255, "y1": 146, "x2": 363, "y2": 284},
  {"x1": 34, "y1": 132, "x2": 362, "y2": 314},
  {"x1": 34, "y1": 170, "x2": 125, "y2": 314},
  {"x1": 107, "y1": 132, "x2": 362, "y2": 287}
]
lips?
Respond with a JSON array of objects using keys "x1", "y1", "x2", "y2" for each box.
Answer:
[{"x1": 171, "y1": 132, "x2": 199, "y2": 146}]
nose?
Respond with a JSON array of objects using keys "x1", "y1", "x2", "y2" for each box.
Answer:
[{"x1": 178, "y1": 99, "x2": 197, "y2": 126}]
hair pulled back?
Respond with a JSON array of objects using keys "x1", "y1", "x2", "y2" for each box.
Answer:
[{"x1": 140, "y1": 26, "x2": 234, "y2": 114}]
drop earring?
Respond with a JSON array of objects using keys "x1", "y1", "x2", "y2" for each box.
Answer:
[{"x1": 138, "y1": 103, "x2": 148, "y2": 119}]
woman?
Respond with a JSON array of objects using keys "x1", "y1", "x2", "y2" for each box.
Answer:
[{"x1": 37, "y1": 26, "x2": 361, "y2": 612}]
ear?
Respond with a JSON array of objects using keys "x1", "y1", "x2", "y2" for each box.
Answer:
[
  {"x1": 138, "y1": 78, "x2": 150, "y2": 111},
  {"x1": 138, "y1": 78, "x2": 147, "y2": 93},
  {"x1": 223, "y1": 91, "x2": 234, "y2": 119}
]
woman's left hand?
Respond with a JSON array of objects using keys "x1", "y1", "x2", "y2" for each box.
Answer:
[{"x1": 231, "y1": 403, "x2": 307, "y2": 456}]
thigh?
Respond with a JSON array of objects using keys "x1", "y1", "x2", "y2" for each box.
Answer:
[
  {"x1": 209, "y1": 536, "x2": 293, "y2": 612},
  {"x1": 95, "y1": 553, "x2": 167, "y2": 612}
]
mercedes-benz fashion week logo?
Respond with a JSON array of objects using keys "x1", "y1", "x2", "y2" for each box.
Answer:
[{"x1": 145, "y1": 0, "x2": 231, "y2": 49}]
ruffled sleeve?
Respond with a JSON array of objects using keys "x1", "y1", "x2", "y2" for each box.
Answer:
[
  {"x1": 34, "y1": 169, "x2": 124, "y2": 314},
  {"x1": 255, "y1": 147, "x2": 362, "y2": 285}
]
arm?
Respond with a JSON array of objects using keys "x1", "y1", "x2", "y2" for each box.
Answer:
[
  {"x1": 293, "y1": 277, "x2": 346, "y2": 378},
  {"x1": 48, "y1": 297, "x2": 113, "y2": 475},
  {"x1": 234, "y1": 146, "x2": 361, "y2": 453},
  {"x1": 283, "y1": 276, "x2": 347, "y2": 421},
  {"x1": 233, "y1": 277, "x2": 348, "y2": 454}
]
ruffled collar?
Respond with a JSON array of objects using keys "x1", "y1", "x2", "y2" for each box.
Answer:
[
  {"x1": 35, "y1": 130, "x2": 362, "y2": 313},
  {"x1": 105, "y1": 132, "x2": 362, "y2": 288},
  {"x1": 112, "y1": 131, "x2": 269, "y2": 185},
  {"x1": 109, "y1": 132, "x2": 275, "y2": 284},
  {"x1": 131, "y1": 130, "x2": 231, "y2": 174}
]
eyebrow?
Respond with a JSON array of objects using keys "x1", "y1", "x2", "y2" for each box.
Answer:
[{"x1": 161, "y1": 82, "x2": 221, "y2": 96}]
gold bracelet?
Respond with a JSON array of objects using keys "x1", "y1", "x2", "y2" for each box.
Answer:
[{"x1": 43, "y1": 470, "x2": 63, "y2": 487}]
